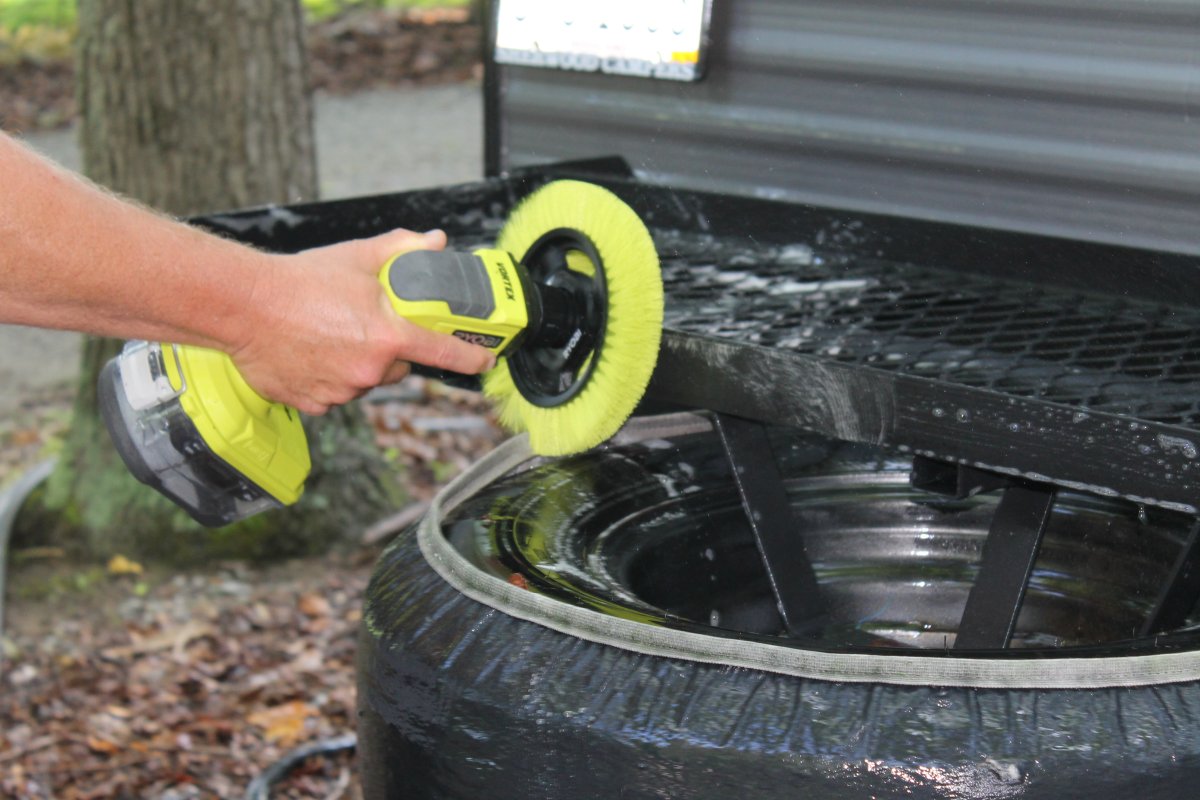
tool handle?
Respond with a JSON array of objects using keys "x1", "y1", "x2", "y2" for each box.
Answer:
[{"x1": 378, "y1": 248, "x2": 530, "y2": 355}]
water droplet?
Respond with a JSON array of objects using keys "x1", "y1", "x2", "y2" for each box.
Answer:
[
  {"x1": 1138, "y1": 444, "x2": 1153, "y2": 455},
  {"x1": 932, "y1": 407, "x2": 947, "y2": 418},
  {"x1": 703, "y1": 547, "x2": 715, "y2": 561},
  {"x1": 1137, "y1": 505, "x2": 1149, "y2": 525},
  {"x1": 956, "y1": 409, "x2": 971, "y2": 423},
  {"x1": 709, "y1": 610, "x2": 721, "y2": 626},
  {"x1": 1157, "y1": 434, "x2": 1198, "y2": 460},
  {"x1": 1008, "y1": 422, "x2": 1020, "y2": 433}
]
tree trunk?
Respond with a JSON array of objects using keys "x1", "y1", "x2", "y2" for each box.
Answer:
[
  {"x1": 32, "y1": 0, "x2": 405, "y2": 561},
  {"x1": 75, "y1": 0, "x2": 316, "y2": 215}
]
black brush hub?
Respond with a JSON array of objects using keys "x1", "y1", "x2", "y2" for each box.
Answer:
[{"x1": 510, "y1": 228, "x2": 608, "y2": 408}]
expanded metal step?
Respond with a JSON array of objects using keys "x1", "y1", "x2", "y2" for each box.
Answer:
[{"x1": 648, "y1": 233, "x2": 1200, "y2": 514}]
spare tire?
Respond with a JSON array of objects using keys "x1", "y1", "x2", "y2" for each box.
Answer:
[{"x1": 357, "y1": 415, "x2": 1200, "y2": 799}]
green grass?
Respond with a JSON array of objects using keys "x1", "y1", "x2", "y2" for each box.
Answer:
[
  {"x1": 303, "y1": 0, "x2": 469, "y2": 22},
  {"x1": 0, "y1": 0, "x2": 74, "y2": 32},
  {"x1": 0, "y1": 0, "x2": 470, "y2": 32}
]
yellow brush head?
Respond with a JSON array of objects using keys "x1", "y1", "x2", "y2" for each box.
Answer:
[{"x1": 482, "y1": 180, "x2": 663, "y2": 456}]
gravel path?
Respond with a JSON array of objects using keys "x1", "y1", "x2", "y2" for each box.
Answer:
[{"x1": 0, "y1": 83, "x2": 483, "y2": 414}]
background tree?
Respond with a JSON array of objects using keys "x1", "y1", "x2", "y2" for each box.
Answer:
[{"x1": 30, "y1": 0, "x2": 405, "y2": 561}]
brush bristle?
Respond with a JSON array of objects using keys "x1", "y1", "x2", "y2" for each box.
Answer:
[{"x1": 481, "y1": 180, "x2": 663, "y2": 456}]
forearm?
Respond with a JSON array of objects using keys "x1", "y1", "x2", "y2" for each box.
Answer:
[
  {"x1": 0, "y1": 132, "x2": 271, "y2": 351},
  {"x1": 0, "y1": 131, "x2": 494, "y2": 414}
]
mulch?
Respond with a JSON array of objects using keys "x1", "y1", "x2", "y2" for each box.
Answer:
[
  {"x1": 0, "y1": 7, "x2": 482, "y2": 133},
  {"x1": 1, "y1": 377, "x2": 507, "y2": 799}
]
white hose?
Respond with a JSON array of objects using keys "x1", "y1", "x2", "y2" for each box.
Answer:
[{"x1": 0, "y1": 459, "x2": 56, "y2": 664}]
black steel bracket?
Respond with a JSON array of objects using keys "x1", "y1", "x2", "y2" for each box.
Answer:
[
  {"x1": 910, "y1": 456, "x2": 1057, "y2": 650},
  {"x1": 712, "y1": 413, "x2": 826, "y2": 636},
  {"x1": 911, "y1": 456, "x2": 1009, "y2": 499},
  {"x1": 954, "y1": 482, "x2": 1056, "y2": 650},
  {"x1": 1141, "y1": 519, "x2": 1200, "y2": 637}
]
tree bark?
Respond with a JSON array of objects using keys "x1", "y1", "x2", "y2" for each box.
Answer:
[
  {"x1": 75, "y1": 0, "x2": 316, "y2": 215},
  {"x1": 33, "y1": 0, "x2": 404, "y2": 561}
]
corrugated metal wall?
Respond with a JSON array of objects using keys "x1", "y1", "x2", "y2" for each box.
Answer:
[{"x1": 494, "y1": 0, "x2": 1200, "y2": 256}]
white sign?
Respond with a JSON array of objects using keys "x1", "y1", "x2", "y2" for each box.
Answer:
[{"x1": 494, "y1": 0, "x2": 711, "y2": 82}]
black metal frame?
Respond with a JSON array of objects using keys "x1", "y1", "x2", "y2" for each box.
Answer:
[
  {"x1": 712, "y1": 413, "x2": 826, "y2": 636},
  {"x1": 197, "y1": 167, "x2": 1200, "y2": 517},
  {"x1": 1142, "y1": 520, "x2": 1200, "y2": 637},
  {"x1": 196, "y1": 159, "x2": 1200, "y2": 648},
  {"x1": 481, "y1": 0, "x2": 502, "y2": 179},
  {"x1": 908, "y1": 455, "x2": 1058, "y2": 649}
]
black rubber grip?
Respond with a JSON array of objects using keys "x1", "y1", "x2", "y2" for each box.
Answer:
[{"x1": 387, "y1": 251, "x2": 496, "y2": 320}]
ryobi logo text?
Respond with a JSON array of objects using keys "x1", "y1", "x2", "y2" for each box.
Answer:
[{"x1": 454, "y1": 330, "x2": 504, "y2": 349}]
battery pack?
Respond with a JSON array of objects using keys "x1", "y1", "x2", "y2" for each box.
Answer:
[{"x1": 99, "y1": 341, "x2": 309, "y2": 527}]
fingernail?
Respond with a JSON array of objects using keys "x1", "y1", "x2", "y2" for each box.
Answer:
[{"x1": 423, "y1": 228, "x2": 445, "y2": 240}]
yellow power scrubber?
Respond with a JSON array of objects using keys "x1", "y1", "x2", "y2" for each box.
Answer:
[{"x1": 99, "y1": 180, "x2": 664, "y2": 527}]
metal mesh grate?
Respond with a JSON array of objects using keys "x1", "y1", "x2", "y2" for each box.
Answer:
[{"x1": 656, "y1": 231, "x2": 1200, "y2": 429}]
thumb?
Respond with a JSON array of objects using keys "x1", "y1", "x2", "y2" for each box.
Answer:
[{"x1": 368, "y1": 228, "x2": 447, "y2": 266}]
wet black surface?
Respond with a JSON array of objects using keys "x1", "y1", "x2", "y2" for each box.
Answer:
[
  {"x1": 360, "y1": 492, "x2": 1200, "y2": 800},
  {"x1": 441, "y1": 429, "x2": 1199, "y2": 657}
]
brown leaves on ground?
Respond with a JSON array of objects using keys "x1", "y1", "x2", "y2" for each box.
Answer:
[
  {"x1": 362, "y1": 376, "x2": 508, "y2": 503},
  {"x1": 2, "y1": 557, "x2": 370, "y2": 799},
  {"x1": 307, "y1": 7, "x2": 482, "y2": 95}
]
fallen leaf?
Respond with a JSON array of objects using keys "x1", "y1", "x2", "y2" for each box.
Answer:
[
  {"x1": 107, "y1": 555, "x2": 144, "y2": 576},
  {"x1": 247, "y1": 701, "x2": 315, "y2": 747},
  {"x1": 99, "y1": 620, "x2": 214, "y2": 660},
  {"x1": 298, "y1": 592, "x2": 332, "y2": 618},
  {"x1": 86, "y1": 736, "x2": 121, "y2": 756}
]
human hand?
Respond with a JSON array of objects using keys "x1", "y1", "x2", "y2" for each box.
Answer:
[{"x1": 229, "y1": 228, "x2": 496, "y2": 415}]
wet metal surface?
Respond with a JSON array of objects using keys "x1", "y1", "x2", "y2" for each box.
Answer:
[{"x1": 442, "y1": 430, "x2": 1199, "y2": 655}]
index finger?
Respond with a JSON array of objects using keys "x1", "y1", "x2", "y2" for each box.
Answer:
[{"x1": 392, "y1": 318, "x2": 497, "y2": 375}]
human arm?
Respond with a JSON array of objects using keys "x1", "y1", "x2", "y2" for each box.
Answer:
[{"x1": 0, "y1": 132, "x2": 494, "y2": 415}]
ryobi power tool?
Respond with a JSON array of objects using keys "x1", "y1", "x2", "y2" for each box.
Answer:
[{"x1": 99, "y1": 180, "x2": 663, "y2": 527}]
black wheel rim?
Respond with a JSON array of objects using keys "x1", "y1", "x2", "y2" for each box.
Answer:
[{"x1": 443, "y1": 431, "x2": 1200, "y2": 659}]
